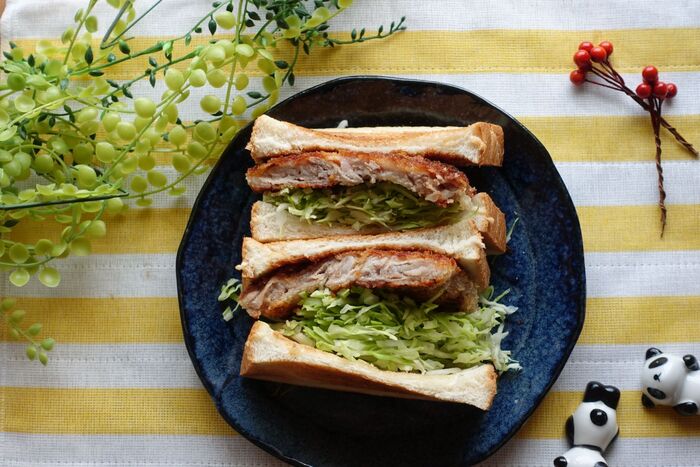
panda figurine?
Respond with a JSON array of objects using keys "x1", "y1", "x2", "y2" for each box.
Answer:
[
  {"x1": 641, "y1": 347, "x2": 700, "y2": 415},
  {"x1": 553, "y1": 381, "x2": 620, "y2": 467}
]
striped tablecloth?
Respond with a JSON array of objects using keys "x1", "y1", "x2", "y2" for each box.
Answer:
[{"x1": 2, "y1": 1, "x2": 699, "y2": 466}]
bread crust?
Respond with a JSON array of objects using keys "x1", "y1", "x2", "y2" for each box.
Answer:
[
  {"x1": 249, "y1": 195, "x2": 507, "y2": 255},
  {"x1": 241, "y1": 321, "x2": 497, "y2": 409},
  {"x1": 240, "y1": 217, "x2": 490, "y2": 289},
  {"x1": 246, "y1": 115, "x2": 504, "y2": 167}
]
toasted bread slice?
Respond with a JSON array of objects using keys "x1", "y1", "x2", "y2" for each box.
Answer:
[
  {"x1": 241, "y1": 321, "x2": 497, "y2": 409},
  {"x1": 246, "y1": 115, "x2": 504, "y2": 167},
  {"x1": 246, "y1": 151, "x2": 474, "y2": 207},
  {"x1": 239, "y1": 249, "x2": 478, "y2": 319},
  {"x1": 239, "y1": 215, "x2": 489, "y2": 289},
  {"x1": 250, "y1": 192, "x2": 507, "y2": 254}
]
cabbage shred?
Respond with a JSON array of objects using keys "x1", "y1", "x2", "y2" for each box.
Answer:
[
  {"x1": 272, "y1": 286, "x2": 520, "y2": 374},
  {"x1": 263, "y1": 182, "x2": 465, "y2": 231}
]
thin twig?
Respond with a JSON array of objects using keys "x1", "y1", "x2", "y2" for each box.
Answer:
[{"x1": 650, "y1": 98, "x2": 667, "y2": 236}]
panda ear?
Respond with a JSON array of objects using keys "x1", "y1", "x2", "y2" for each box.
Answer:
[
  {"x1": 646, "y1": 347, "x2": 663, "y2": 360},
  {"x1": 642, "y1": 393, "x2": 656, "y2": 408},
  {"x1": 565, "y1": 415, "x2": 574, "y2": 445},
  {"x1": 683, "y1": 354, "x2": 699, "y2": 371}
]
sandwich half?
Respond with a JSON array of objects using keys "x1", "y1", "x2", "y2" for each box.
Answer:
[
  {"x1": 241, "y1": 320, "x2": 498, "y2": 409},
  {"x1": 226, "y1": 248, "x2": 516, "y2": 408},
  {"x1": 246, "y1": 115, "x2": 504, "y2": 167},
  {"x1": 246, "y1": 150, "x2": 507, "y2": 253}
]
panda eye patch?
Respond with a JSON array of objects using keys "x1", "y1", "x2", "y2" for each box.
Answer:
[
  {"x1": 590, "y1": 408, "x2": 608, "y2": 426},
  {"x1": 649, "y1": 357, "x2": 668, "y2": 369},
  {"x1": 647, "y1": 387, "x2": 666, "y2": 400}
]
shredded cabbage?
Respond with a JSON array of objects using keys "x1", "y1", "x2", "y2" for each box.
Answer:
[
  {"x1": 271, "y1": 286, "x2": 520, "y2": 374},
  {"x1": 263, "y1": 182, "x2": 466, "y2": 231}
]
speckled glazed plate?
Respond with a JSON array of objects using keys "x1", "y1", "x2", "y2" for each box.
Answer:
[{"x1": 177, "y1": 76, "x2": 586, "y2": 466}]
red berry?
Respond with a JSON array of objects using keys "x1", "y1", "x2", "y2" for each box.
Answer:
[
  {"x1": 653, "y1": 81, "x2": 668, "y2": 98},
  {"x1": 578, "y1": 41, "x2": 594, "y2": 52},
  {"x1": 570, "y1": 69, "x2": 586, "y2": 86},
  {"x1": 590, "y1": 46, "x2": 607, "y2": 62},
  {"x1": 636, "y1": 83, "x2": 652, "y2": 98},
  {"x1": 642, "y1": 66, "x2": 658, "y2": 84},
  {"x1": 599, "y1": 41, "x2": 613, "y2": 56},
  {"x1": 574, "y1": 50, "x2": 591, "y2": 67},
  {"x1": 666, "y1": 83, "x2": 678, "y2": 98}
]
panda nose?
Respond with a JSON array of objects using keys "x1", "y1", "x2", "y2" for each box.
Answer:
[
  {"x1": 554, "y1": 456, "x2": 568, "y2": 466},
  {"x1": 590, "y1": 409, "x2": 608, "y2": 426}
]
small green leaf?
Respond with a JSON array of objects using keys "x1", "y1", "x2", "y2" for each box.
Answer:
[
  {"x1": 118, "y1": 39, "x2": 130, "y2": 55},
  {"x1": 9, "y1": 268, "x2": 30, "y2": 287},
  {"x1": 41, "y1": 338, "x2": 55, "y2": 351},
  {"x1": 38, "y1": 267, "x2": 61, "y2": 288},
  {"x1": 84, "y1": 46, "x2": 93, "y2": 65},
  {"x1": 27, "y1": 323, "x2": 42, "y2": 336}
]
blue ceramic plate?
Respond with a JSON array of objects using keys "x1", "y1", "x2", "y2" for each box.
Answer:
[{"x1": 177, "y1": 77, "x2": 585, "y2": 466}]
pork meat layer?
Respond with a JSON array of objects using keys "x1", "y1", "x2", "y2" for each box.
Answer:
[
  {"x1": 246, "y1": 151, "x2": 474, "y2": 207},
  {"x1": 239, "y1": 249, "x2": 478, "y2": 319}
]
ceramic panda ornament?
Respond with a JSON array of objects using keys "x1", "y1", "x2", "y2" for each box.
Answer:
[
  {"x1": 641, "y1": 347, "x2": 700, "y2": 415},
  {"x1": 553, "y1": 381, "x2": 620, "y2": 467}
]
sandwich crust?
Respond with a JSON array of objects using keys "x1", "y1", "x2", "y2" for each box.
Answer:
[
  {"x1": 239, "y1": 215, "x2": 490, "y2": 289},
  {"x1": 241, "y1": 321, "x2": 497, "y2": 409},
  {"x1": 246, "y1": 115, "x2": 504, "y2": 167},
  {"x1": 239, "y1": 249, "x2": 478, "y2": 319},
  {"x1": 246, "y1": 151, "x2": 474, "y2": 207},
  {"x1": 249, "y1": 192, "x2": 507, "y2": 254}
]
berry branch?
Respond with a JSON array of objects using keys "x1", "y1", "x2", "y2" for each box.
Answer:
[{"x1": 570, "y1": 40, "x2": 698, "y2": 236}]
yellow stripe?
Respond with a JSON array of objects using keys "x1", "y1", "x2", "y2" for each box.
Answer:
[
  {"x1": 4, "y1": 387, "x2": 699, "y2": 437},
  {"x1": 519, "y1": 115, "x2": 700, "y2": 163},
  {"x1": 15, "y1": 28, "x2": 700, "y2": 80},
  {"x1": 10, "y1": 204, "x2": 700, "y2": 254},
  {"x1": 580, "y1": 296, "x2": 700, "y2": 344},
  {"x1": 9, "y1": 208, "x2": 190, "y2": 255},
  {"x1": 5, "y1": 296, "x2": 697, "y2": 345},
  {"x1": 579, "y1": 204, "x2": 700, "y2": 252},
  {"x1": 517, "y1": 390, "x2": 700, "y2": 439},
  {"x1": 0, "y1": 297, "x2": 182, "y2": 344},
  {"x1": 1, "y1": 387, "x2": 235, "y2": 435}
]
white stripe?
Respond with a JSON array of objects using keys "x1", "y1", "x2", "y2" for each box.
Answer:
[
  {"x1": 556, "y1": 161, "x2": 700, "y2": 206},
  {"x1": 585, "y1": 251, "x2": 700, "y2": 298},
  {"x1": 3, "y1": 341, "x2": 699, "y2": 391},
  {"x1": 0, "y1": 343, "x2": 201, "y2": 389},
  {"x1": 3, "y1": 0, "x2": 700, "y2": 41},
  {"x1": 2, "y1": 250, "x2": 699, "y2": 299},
  {"x1": 555, "y1": 343, "x2": 700, "y2": 392},
  {"x1": 0, "y1": 433, "x2": 283, "y2": 466},
  {"x1": 0, "y1": 433, "x2": 699, "y2": 467},
  {"x1": 289, "y1": 73, "x2": 700, "y2": 117},
  {"x1": 479, "y1": 438, "x2": 700, "y2": 467},
  {"x1": 144, "y1": 161, "x2": 700, "y2": 210},
  {"x1": 0, "y1": 254, "x2": 178, "y2": 298},
  {"x1": 114, "y1": 72, "x2": 700, "y2": 119}
]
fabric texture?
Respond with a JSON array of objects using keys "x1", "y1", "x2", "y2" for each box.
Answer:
[{"x1": 1, "y1": 1, "x2": 700, "y2": 465}]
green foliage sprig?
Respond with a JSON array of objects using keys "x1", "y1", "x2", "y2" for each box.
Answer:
[
  {"x1": 1, "y1": 297, "x2": 55, "y2": 365},
  {"x1": 0, "y1": 0, "x2": 405, "y2": 361}
]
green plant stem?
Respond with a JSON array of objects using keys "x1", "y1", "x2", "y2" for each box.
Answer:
[{"x1": 63, "y1": 0, "x2": 98, "y2": 65}]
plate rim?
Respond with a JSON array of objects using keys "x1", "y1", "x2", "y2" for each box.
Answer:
[{"x1": 176, "y1": 75, "x2": 586, "y2": 466}]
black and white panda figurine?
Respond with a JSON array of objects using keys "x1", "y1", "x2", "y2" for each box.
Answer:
[
  {"x1": 553, "y1": 381, "x2": 620, "y2": 467},
  {"x1": 641, "y1": 347, "x2": 700, "y2": 415}
]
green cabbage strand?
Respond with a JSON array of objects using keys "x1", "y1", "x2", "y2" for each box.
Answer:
[
  {"x1": 272, "y1": 286, "x2": 520, "y2": 374},
  {"x1": 263, "y1": 182, "x2": 465, "y2": 231}
]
